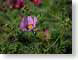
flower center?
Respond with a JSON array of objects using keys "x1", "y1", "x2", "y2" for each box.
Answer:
[{"x1": 28, "y1": 24, "x2": 33, "y2": 29}]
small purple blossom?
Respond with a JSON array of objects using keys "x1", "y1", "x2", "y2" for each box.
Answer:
[
  {"x1": 31, "y1": 0, "x2": 42, "y2": 6},
  {"x1": 19, "y1": 16, "x2": 38, "y2": 32},
  {"x1": 6, "y1": 0, "x2": 24, "y2": 8}
]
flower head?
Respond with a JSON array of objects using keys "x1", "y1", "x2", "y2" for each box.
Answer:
[
  {"x1": 31, "y1": 0, "x2": 42, "y2": 6},
  {"x1": 19, "y1": 16, "x2": 37, "y2": 32},
  {"x1": 44, "y1": 29, "x2": 51, "y2": 41},
  {"x1": 36, "y1": 29, "x2": 51, "y2": 41},
  {"x1": 6, "y1": 0, "x2": 24, "y2": 8}
]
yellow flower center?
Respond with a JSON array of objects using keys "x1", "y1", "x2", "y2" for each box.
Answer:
[{"x1": 28, "y1": 24, "x2": 33, "y2": 29}]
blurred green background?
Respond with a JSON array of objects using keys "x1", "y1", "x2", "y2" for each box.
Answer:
[{"x1": 0, "y1": 0, "x2": 72, "y2": 54}]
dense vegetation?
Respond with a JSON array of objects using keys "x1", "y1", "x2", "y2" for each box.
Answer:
[{"x1": 0, "y1": 0, "x2": 72, "y2": 54}]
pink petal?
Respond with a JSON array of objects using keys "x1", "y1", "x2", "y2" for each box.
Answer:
[
  {"x1": 20, "y1": 18, "x2": 25, "y2": 29},
  {"x1": 27, "y1": 16, "x2": 33, "y2": 25},
  {"x1": 33, "y1": 16, "x2": 37, "y2": 27},
  {"x1": 20, "y1": 17, "x2": 27, "y2": 31}
]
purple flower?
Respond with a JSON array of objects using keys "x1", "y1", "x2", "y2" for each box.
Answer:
[
  {"x1": 31, "y1": 0, "x2": 42, "y2": 6},
  {"x1": 6, "y1": 0, "x2": 24, "y2": 8},
  {"x1": 19, "y1": 16, "x2": 38, "y2": 32}
]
